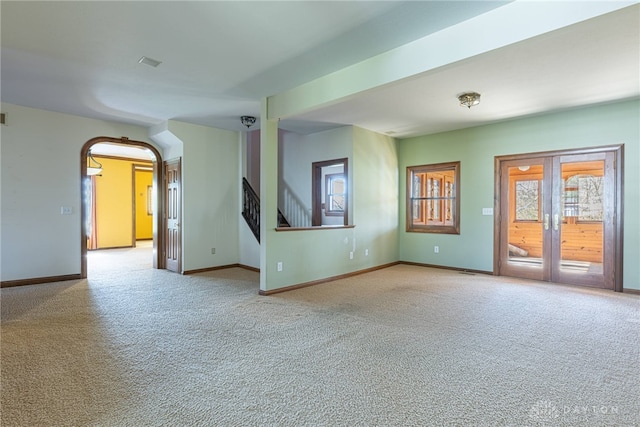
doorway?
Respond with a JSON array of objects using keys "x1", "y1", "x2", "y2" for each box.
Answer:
[
  {"x1": 311, "y1": 158, "x2": 348, "y2": 226},
  {"x1": 81, "y1": 137, "x2": 165, "y2": 278},
  {"x1": 133, "y1": 164, "x2": 154, "y2": 243},
  {"x1": 494, "y1": 145, "x2": 623, "y2": 291}
]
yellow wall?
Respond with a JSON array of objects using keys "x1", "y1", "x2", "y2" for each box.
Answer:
[
  {"x1": 135, "y1": 169, "x2": 153, "y2": 239},
  {"x1": 93, "y1": 156, "x2": 153, "y2": 248}
]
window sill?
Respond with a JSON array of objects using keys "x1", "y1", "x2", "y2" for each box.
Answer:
[
  {"x1": 406, "y1": 226, "x2": 459, "y2": 235},
  {"x1": 276, "y1": 225, "x2": 355, "y2": 232}
]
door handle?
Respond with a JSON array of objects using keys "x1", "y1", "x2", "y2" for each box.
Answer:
[
  {"x1": 553, "y1": 214, "x2": 559, "y2": 231},
  {"x1": 544, "y1": 214, "x2": 549, "y2": 230}
]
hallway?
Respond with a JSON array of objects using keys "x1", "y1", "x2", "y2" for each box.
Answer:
[{"x1": 87, "y1": 241, "x2": 153, "y2": 277}]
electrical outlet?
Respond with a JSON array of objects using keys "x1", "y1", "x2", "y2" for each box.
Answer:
[
  {"x1": 349, "y1": 251, "x2": 354, "y2": 260},
  {"x1": 434, "y1": 246, "x2": 439, "y2": 253},
  {"x1": 365, "y1": 249, "x2": 369, "y2": 256},
  {"x1": 277, "y1": 262, "x2": 283, "y2": 272},
  {"x1": 211, "y1": 248, "x2": 216, "y2": 254}
]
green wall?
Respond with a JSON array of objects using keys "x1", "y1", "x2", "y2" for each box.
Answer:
[
  {"x1": 280, "y1": 127, "x2": 352, "y2": 227},
  {"x1": 261, "y1": 126, "x2": 399, "y2": 292},
  {"x1": 398, "y1": 100, "x2": 640, "y2": 290},
  {"x1": 352, "y1": 127, "x2": 399, "y2": 267}
]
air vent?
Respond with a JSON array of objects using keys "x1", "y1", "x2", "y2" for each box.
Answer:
[{"x1": 138, "y1": 56, "x2": 162, "y2": 68}]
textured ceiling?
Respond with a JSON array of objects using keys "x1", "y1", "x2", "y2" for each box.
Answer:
[{"x1": 1, "y1": 1, "x2": 638, "y2": 138}]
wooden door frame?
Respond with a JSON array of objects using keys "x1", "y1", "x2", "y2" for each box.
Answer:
[
  {"x1": 132, "y1": 164, "x2": 153, "y2": 245},
  {"x1": 80, "y1": 136, "x2": 165, "y2": 278},
  {"x1": 311, "y1": 158, "x2": 348, "y2": 226},
  {"x1": 494, "y1": 144, "x2": 623, "y2": 291}
]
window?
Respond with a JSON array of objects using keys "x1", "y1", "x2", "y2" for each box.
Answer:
[
  {"x1": 407, "y1": 161, "x2": 460, "y2": 234},
  {"x1": 312, "y1": 158, "x2": 348, "y2": 226},
  {"x1": 325, "y1": 173, "x2": 345, "y2": 216}
]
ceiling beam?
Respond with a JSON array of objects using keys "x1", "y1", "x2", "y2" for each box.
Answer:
[{"x1": 267, "y1": 0, "x2": 637, "y2": 121}]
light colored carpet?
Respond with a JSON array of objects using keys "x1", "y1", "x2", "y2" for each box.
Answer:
[{"x1": 1, "y1": 249, "x2": 639, "y2": 426}]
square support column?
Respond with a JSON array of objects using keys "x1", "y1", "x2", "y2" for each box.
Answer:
[{"x1": 259, "y1": 99, "x2": 279, "y2": 292}]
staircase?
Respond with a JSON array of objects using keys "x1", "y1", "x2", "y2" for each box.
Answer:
[{"x1": 242, "y1": 178, "x2": 290, "y2": 243}]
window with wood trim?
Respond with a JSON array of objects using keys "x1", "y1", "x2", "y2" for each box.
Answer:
[
  {"x1": 325, "y1": 173, "x2": 345, "y2": 216},
  {"x1": 407, "y1": 161, "x2": 460, "y2": 234}
]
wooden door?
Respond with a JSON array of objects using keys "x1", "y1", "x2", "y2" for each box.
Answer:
[
  {"x1": 165, "y1": 159, "x2": 181, "y2": 273},
  {"x1": 552, "y1": 152, "x2": 615, "y2": 288},
  {"x1": 496, "y1": 147, "x2": 621, "y2": 290},
  {"x1": 498, "y1": 157, "x2": 552, "y2": 282}
]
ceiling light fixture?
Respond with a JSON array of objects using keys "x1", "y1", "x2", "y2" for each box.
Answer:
[
  {"x1": 240, "y1": 116, "x2": 256, "y2": 128},
  {"x1": 458, "y1": 92, "x2": 481, "y2": 109},
  {"x1": 87, "y1": 150, "x2": 103, "y2": 176},
  {"x1": 138, "y1": 56, "x2": 162, "y2": 68}
]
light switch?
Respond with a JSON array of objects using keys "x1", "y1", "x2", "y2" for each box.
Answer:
[
  {"x1": 482, "y1": 208, "x2": 493, "y2": 216},
  {"x1": 61, "y1": 206, "x2": 72, "y2": 215}
]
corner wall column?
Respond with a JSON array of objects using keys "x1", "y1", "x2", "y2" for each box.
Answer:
[{"x1": 259, "y1": 98, "x2": 279, "y2": 292}]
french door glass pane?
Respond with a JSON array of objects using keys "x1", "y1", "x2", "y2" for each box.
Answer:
[
  {"x1": 560, "y1": 160, "x2": 604, "y2": 274},
  {"x1": 508, "y1": 165, "x2": 544, "y2": 269},
  {"x1": 515, "y1": 180, "x2": 540, "y2": 221}
]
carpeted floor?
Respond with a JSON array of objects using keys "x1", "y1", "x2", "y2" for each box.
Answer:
[{"x1": 1, "y1": 246, "x2": 639, "y2": 426}]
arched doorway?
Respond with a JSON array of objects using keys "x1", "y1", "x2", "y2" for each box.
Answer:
[{"x1": 80, "y1": 136, "x2": 164, "y2": 278}]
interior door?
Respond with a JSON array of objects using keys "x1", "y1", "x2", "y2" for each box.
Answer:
[
  {"x1": 497, "y1": 148, "x2": 619, "y2": 290},
  {"x1": 165, "y1": 159, "x2": 181, "y2": 273}
]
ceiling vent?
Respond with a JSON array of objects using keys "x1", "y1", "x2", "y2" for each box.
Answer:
[{"x1": 138, "y1": 56, "x2": 162, "y2": 68}]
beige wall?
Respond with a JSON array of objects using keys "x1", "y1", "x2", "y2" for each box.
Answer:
[{"x1": 0, "y1": 103, "x2": 156, "y2": 281}]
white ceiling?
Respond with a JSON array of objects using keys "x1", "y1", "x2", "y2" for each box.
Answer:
[
  {"x1": 1, "y1": 1, "x2": 639, "y2": 139},
  {"x1": 294, "y1": 4, "x2": 640, "y2": 137}
]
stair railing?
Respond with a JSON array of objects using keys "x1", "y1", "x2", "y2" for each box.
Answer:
[
  {"x1": 242, "y1": 178, "x2": 260, "y2": 242},
  {"x1": 242, "y1": 178, "x2": 291, "y2": 243}
]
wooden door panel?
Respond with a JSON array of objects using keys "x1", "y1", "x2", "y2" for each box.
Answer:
[
  {"x1": 165, "y1": 159, "x2": 181, "y2": 273},
  {"x1": 499, "y1": 158, "x2": 550, "y2": 282}
]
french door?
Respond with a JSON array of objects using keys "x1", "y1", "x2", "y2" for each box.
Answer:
[{"x1": 496, "y1": 146, "x2": 622, "y2": 290}]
